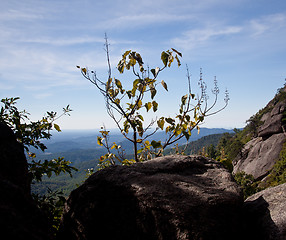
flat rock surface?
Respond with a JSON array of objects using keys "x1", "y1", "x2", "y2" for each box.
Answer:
[{"x1": 58, "y1": 155, "x2": 243, "y2": 240}]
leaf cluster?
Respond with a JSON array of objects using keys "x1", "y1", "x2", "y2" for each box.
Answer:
[
  {"x1": 32, "y1": 189, "x2": 66, "y2": 234},
  {"x1": 0, "y1": 97, "x2": 77, "y2": 182}
]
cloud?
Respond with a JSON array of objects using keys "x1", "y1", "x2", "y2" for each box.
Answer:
[
  {"x1": 0, "y1": 8, "x2": 43, "y2": 21},
  {"x1": 20, "y1": 36, "x2": 105, "y2": 46},
  {"x1": 170, "y1": 12, "x2": 286, "y2": 53},
  {"x1": 171, "y1": 25, "x2": 242, "y2": 50},
  {"x1": 97, "y1": 13, "x2": 193, "y2": 30},
  {"x1": 249, "y1": 13, "x2": 286, "y2": 37},
  {"x1": 33, "y1": 92, "x2": 53, "y2": 99}
]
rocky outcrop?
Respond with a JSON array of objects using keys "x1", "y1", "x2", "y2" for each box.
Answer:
[
  {"x1": 233, "y1": 89, "x2": 286, "y2": 180},
  {"x1": 233, "y1": 133, "x2": 285, "y2": 179},
  {"x1": 0, "y1": 123, "x2": 52, "y2": 240},
  {"x1": 243, "y1": 183, "x2": 286, "y2": 240},
  {"x1": 258, "y1": 99, "x2": 286, "y2": 138},
  {"x1": 58, "y1": 155, "x2": 243, "y2": 240}
]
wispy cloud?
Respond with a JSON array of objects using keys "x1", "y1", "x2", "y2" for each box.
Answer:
[
  {"x1": 20, "y1": 36, "x2": 105, "y2": 46},
  {"x1": 249, "y1": 13, "x2": 286, "y2": 37},
  {"x1": 0, "y1": 9, "x2": 43, "y2": 21},
  {"x1": 33, "y1": 92, "x2": 52, "y2": 100},
  {"x1": 170, "y1": 12, "x2": 286, "y2": 53},
  {"x1": 98, "y1": 13, "x2": 193, "y2": 30},
  {"x1": 171, "y1": 25, "x2": 242, "y2": 50}
]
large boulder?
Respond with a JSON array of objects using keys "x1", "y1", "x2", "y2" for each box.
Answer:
[
  {"x1": 58, "y1": 155, "x2": 243, "y2": 240},
  {"x1": 243, "y1": 183, "x2": 286, "y2": 240},
  {"x1": 0, "y1": 123, "x2": 52, "y2": 240},
  {"x1": 258, "y1": 99, "x2": 286, "y2": 138},
  {"x1": 233, "y1": 133, "x2": 285, "y2": 180}
]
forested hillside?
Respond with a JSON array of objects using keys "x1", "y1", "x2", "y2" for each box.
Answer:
[{"x1": 32, "y1": 131, "x2": 233, "y2": 195}]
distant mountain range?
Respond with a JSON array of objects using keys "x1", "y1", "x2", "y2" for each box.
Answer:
[
  {"x1": 32, "y1": 128, "x2": 235, "y2": 195},
  {"x1": 40, "y1": 128, "x2": 235, "y2": 154}
]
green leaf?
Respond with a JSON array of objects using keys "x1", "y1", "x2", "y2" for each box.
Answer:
[
  {"x1": 53, "y1": 123, "x2": 61, "y2": 132},
  {"x1": 181, "y1": 94, "x2": 188, "y2": 105},
  {"x1": 165, "y1": 117, "x2": 175, "y2": 125},
  {"x1": 97, "y1": 136, "x2": 103, "y2": 146},
  {"x1": 123, "y1": 122, "x2": 130, "y2": 133},
  {"x1": 183, "y1": 131, "x2": 190, "y2": 141},
  {"x1": 137, "y1": 100, "x2": 142, "y2": 109},
  {"x1": 145, "y1": 102, "x2": 152, "y2": 112},
  {"x1": 126, "y1": 90, "x2": 132, "y2": 99},
  {"x1": 175, "y1": 55, "x2": 181, "y2": 67},
  {"x1": 115, "y1": 79, "x2": 123, "y2": 90},
  {"x1": 151, "y1": 140, "x2": 162, "y2": 149},
  {"x1": 174, "y1": 126, "x2": 182, "y2": 136},
  {"x1": 168, "y1": 55, "x2": 174, "y2": 67},
  {"x1": 150, "y1": 87, "x2": 157, "y2": 99},
  {"x1": 133, "y1": 79, "x2": 140, "y2": 88},
  {"x1": 138, "y1": 114, "x2": 144, "y2": 121},
  {"x1": 151, "y1": 67, "x2": 160, "y2": 78},
  {"x1": 81, "y1": 68, "x2": 87, "y2": 75},
  {"x1": 137, "y1": 121, "x2": 144, "y2": 137},
  {"x1": 161, "y1": 51, "x2": 169, "y2": 67},
  {"x1": 186, "y1": 115, "x2": 190, "y2": 122},
  {"x1": 123, "y1": 50, "x2": 131, "y2": 59},
  {"x1": 106, "y1": 78, "x2": 112, "y2": 90},
  {"x1": 117, "y1": 60, "x2": 125, "y2": 73},
  {"x1": 152, "y1": 101, "x2": 158, "y2": 112},
  {"x1": 171, "y1": 48, "x2": 182, "y2": 57},
  {"x1": 157, "y1": 117, "x2": 165, "y2": 130},
  {"x1": 135, "y1": 52, "x2": 144, "y2": 65},
  {"x1": 161, "y1": 80, "x2": 168, "y2": 91}
]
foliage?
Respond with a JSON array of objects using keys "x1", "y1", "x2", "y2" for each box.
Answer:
[
  {"x1": 78, "y1": 36, "x2": 229, "y2": 166},
  {"x1": 265, "y1": 142, "x2": 286, "y2": 187},
  {"x1": 32, "y1": 189, "x2": 66, "y2": 234},
  {"x1": 0, "y1": 96, "x2": 77, "y2": 233},
  {"x1": 234, "y1": 172, "x2": 261, "y2": 199},
  {"x1": 217, "y1": 133, "x2": 244, "y2": 161},
  {"x1": 0, "y1": 97, "x2": 77, "y2": 182}
]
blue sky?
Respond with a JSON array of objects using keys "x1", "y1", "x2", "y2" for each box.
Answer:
[{"x1": 1, "y1": 0, "x2": 286, "y2": 130}]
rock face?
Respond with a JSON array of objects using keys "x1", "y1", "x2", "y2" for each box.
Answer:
[
  {"x1": 258, "y1": 99, "x2": 286, "y2": 138},
  {"x1": 233, "y1": 133, "x2": 285, "y2": 179},
  {"x1": 243, "y1": 183, "x2": 286, "y2": 240},
  {"x1": 58, "y1": 155, "x2": 243, "y2": 240},
  {"x1": 0, "y1": 123, "x2": 52, "y2": 240},
  {"x1": 233, "y1": 89, "x2": 286, "y2": 180}
]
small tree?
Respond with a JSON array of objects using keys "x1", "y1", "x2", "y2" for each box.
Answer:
[{"x1": 77, "y1": 36, "x2": 229, "y2": 165}]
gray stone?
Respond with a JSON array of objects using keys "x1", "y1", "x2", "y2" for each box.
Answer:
[
  {"x1": 233, "y1": 133, "x2": 285, "y2": 179},
  {"x1": 58, "y1": 155, "x2": 243, "y2": 240},
  {"x1": 243, "y1": 183, "x2": 286, "y2": 240},
  {"x1": 258, "y1": 99, "x2": 286, "y2": 138}
]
